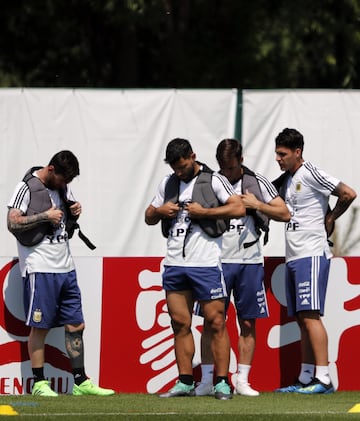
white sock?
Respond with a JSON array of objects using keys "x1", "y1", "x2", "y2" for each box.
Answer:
[
  {"x1": 237, "y1": 364, "x2": 251, "y2": 384},
  {"x1": 298, "y1": 363, "x2": 314, "y2": 385},
  {"x1": 200, "y1": 364, "x2": 214, "y2": 384},
  {"x1": 315, "y1": 366, "x2": 331, "y2": 385}
]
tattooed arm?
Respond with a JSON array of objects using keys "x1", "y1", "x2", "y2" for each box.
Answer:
[
  {"x1": 325, "y1": 182, "x2": 357, "y2": 236},
  {"x1": 7, "y1": 206, "x2": 64, "y2": 233}
]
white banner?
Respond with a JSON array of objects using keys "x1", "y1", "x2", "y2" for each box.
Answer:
[
  {"x1": 242, "y1": 90, "x2": 360, "y2": 256},
  {"x1": 0, "y1": 88, "x2": 237, "y2": 258}
]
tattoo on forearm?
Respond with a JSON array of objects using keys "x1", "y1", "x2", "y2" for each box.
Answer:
[
  {"x1": 7, "y1": 209, "x2": 49, "y2": 233},
  {"x1": 331, "y1": 199, "x2": 351, "y2": 220}
]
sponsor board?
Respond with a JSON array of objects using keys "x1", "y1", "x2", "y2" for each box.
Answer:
[{"x1": 1, "y1": 256, "x2": 360, "y2": 394}]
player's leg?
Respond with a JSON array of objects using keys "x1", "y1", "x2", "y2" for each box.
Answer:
[
  {"x1": 201, "y1": 298, "x2": 232, "y2": 400},
  {"x1": 232, "y1": 264, "x2": 267, "y2": 396},
  {"x1": 159, "y1": 289, "x2": 196, "y2": 397},
  {"x1": 60, "y1": 270, "x2": 115, "y2": 396},
  {"x1": 292, "y1": 256, "x2": 334, "y2": 394},
  {"x1": 195, "y1": 319, "x2": 215, "y2": 395}
]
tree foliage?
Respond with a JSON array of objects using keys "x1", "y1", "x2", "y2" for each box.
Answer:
[{"x1": 1, "y1": 0, "x2": 360, "y2": 88}]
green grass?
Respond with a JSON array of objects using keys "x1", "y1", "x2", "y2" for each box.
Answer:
[{"x1": 1, "y1": 392, "x2": 360, "y2": 420}]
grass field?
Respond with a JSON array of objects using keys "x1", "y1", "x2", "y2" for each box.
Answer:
[{"x1": 1, "y1": 392, "x2": 360, "y2": 420}]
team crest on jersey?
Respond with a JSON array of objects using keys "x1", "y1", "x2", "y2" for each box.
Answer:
[
  {"x1": 295, "y1": 182, "x2": 302, "y2": 192},
  {"x1": 33, "y1": 309, "x2": 42, "y2": 323}
]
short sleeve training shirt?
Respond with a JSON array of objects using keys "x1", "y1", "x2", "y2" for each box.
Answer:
[
  {"x1": 7, "y1": 172, "x2": 75, "y2": 277},
  {"x1": 221, "y1": 172, "x2": 278, "y2": 264},
  {"x1": 151, "y1": 169, "x2": 235, "y2": 267},
  {"x1": 283, "y1": 161, "x2": 339, "y2": 262}
]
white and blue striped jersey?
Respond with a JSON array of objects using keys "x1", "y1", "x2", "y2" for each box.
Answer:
[
  {"x1": 283, "y1": 161, "x2": 339, "y2": 262},
  {"x1": 151, "y1": 169, "x2": 236, "y2": 267},
  {"x1": 221, "y1": 172, "x2": 278, "y2": 264}
]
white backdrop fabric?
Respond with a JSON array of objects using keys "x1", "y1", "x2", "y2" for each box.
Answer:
[
  {"x1": 1, "y1": 89, "x2": 359, "y2": 258},
  {"x1": 242, "y1": 89, "x2": 360, "y2": 256},
  {"x1": 0, "y1": 88, "x2": 237, "y2": 257}
]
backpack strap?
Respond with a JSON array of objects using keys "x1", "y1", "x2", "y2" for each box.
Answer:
[
  {"x1": 59, "y1": 189, "x2": 96, "y2": 250},
  {"x1": 242, "y1": 166, "x2": 269, "y2": 246},
  {"x1": 272, "y1": 171, "x2": 290, "y2": 199}
]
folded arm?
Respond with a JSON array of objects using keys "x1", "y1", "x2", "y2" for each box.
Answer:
[
  {"x1": 185, "y1": 194, "x2": 245, "y2": 219},
  {"x1": 241, "y1": 191, "x2": 291, "y2": 222}
]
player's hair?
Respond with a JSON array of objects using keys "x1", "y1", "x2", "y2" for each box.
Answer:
[
  {"x1": 216, "y1": 138, "x2": 242, "y2": 164},
  {"x1": 275, "y1": 128, "x2": 304, "y2": 152},
  {"x1": 164, "y1": 138, "x2": 193, "y2": 165},
  {"x1": 49, "y1": 150, "x2": 80, "y2": 181}
]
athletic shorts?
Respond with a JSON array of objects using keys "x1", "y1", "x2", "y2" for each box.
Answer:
[
  {"x1": 222, "y1": 263, "x2": 269, "y2": 319},
  {"x1": 162, "y1": 265, "x2": 227, "y2": 301},
  {"x1": 285, "y1": 255, "x2": 330, "y2": 317},
  {"x1": 23, "y1": 271, "x2": 84, "y2": 329}
]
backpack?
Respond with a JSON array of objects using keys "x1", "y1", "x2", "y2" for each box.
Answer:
[
  {"x1": 161, "y1": 162, "x2": 229, "y2": 239},
  {"x1": 242, "y1": 166, "x2": 270, "y2": 246},
  {"x1": 14, "y1": 167, "x2": 96, "y2": 249}
]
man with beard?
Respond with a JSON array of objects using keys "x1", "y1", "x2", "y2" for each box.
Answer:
[
  {"x1": 7, "y1": 150, "x2": 115, "y2": 397},
  {"x1": 145, "y1": 138, "x2": 245, "y2": 400}
]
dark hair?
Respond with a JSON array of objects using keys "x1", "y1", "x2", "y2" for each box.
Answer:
[
  {"x1": 216, "y1": 138, "x2": 242, "y2": 163},
  {"x1": 164, "y1": 138, "x2": 193, "y2": 165},
  {"x1": 48, "y1": 150, "x2": 80, "y2": 181},
  {"x1": 275, "y1": 128, "x2": 304, "y2": 152}
]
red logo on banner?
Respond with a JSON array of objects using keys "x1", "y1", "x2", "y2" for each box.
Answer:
[
  {"x1": 0, "y1": 260, "x2": 72, "y2": 394},
  {"x1": 100, "y1": 256, "x2": 360, "y2": 393},
  {"x1": 0, "y1": 261, "x2": 30, "y2": 372}
]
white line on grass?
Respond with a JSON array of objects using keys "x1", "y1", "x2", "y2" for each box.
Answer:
[{"x1": 14, "y1": 411, "x2": 348, "y2": 417}]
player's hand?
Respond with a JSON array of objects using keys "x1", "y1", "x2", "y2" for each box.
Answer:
[
  {"x1": 46, "y1": 206, "x2": 64, "y2": 224},
  {"x1": 185, "y1": 201, "x2": 204, "y2": 218},
  {"x1": 240, "y1": 190, "x2": 260, "y2": 210},
  {"x1": 69, "y1": 201, "x2": 82, "y2": 216},
  {"x1": 159, "y1": 202, "x2": 180, "y2": 219}
]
